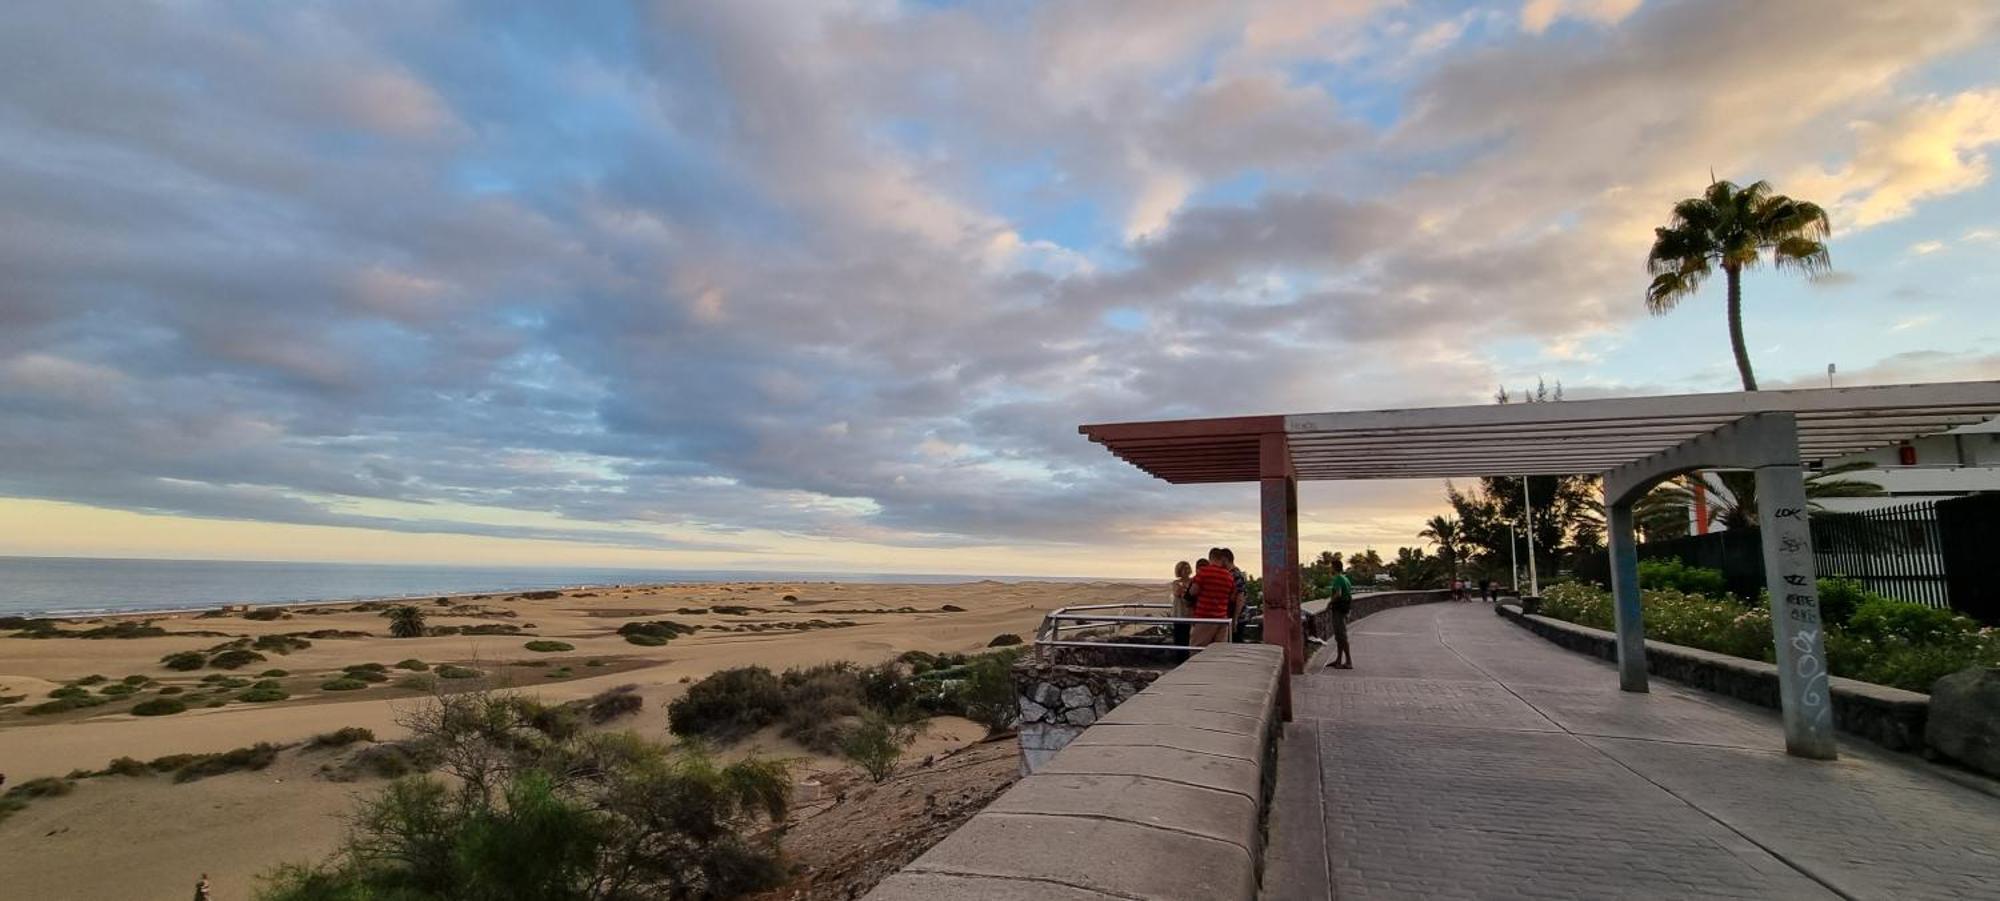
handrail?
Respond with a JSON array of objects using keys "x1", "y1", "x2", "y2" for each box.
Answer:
[{"x1": 1033, "y1": 602, "x2": 1234, "y2": 654}]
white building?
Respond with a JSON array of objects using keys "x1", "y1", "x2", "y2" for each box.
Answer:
[{"x1": 1814, "y1": 418, "x2": 2000, "y2": 513}]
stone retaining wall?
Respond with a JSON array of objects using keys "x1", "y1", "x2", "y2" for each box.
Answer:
[
  {"x1": 1495, "y1": 603, "x2": 1932, "y2": 752},
  {"x1": 866, "y1": 643, "x2": 1286, "y2": 901},
  {"x1": 1012, "y1": 660, "x2": 1165, "y2": 774},
  {"x1": 1301, "y1": 589, "x2": 1455, "y2": 640}
]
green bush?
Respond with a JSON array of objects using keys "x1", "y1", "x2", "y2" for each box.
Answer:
[
  {"x1": 524, "y1": 640, "x2": 575, "y2": 653},
  {"x1": 344, "y1": 669, "x2": 390, "y2": 684},
  {"x1": 208, "y1": 649, "x2": 268, "y2": 670},
  {"x1": 668, "y1": 666, "x2": 787, "y2": 742},
  {"x1": 49, "y1": 685, "x2": 92, "y2": 700},
  {"x1": 76, "y1": 674, "x2": 108, "y2": 686},
  {"x1": 121, "y1": 674, "x2": 149, "y2": 685},
  {"x1": 583, "y1": 685, "x2": 643, "y2": 724},
  {"x1": 322, "y1": 678, "x2": 369, "y2": 692},
  {"x1": 132, "y1": 698, "x2": 189, "y2": 716},
  {"x1": 244, "y1": 607, "x2": 288, "y2": 621},
  {"x1": 255, "y1": 695, "x2": 786, "y2": 901},
  {"x1": 778, "y1": 664, "x2": 866, "y2": 753},
  {"x1": 161, "y1": 650, "x2": 206, "y2": 671},
  {"x1": 436, "y1": 665, "x2": 482, "y2": 680},
  {"x1": 394, "y1": 658, "x2": 429, "y2": 671},
  {"x1": 1814, "y1": 577, "x2": 1870, "y2": 627},
  {"x1": 986, "y1": 633, "x2": 1024, "y2": 647},
  {"x1": 6, "y1": 776, "x2": 74, "y2": 799},
  {"x1": 618, "y1": 620, "x2": 698, "y2": 646},
  {"x1": 387, "y1": 605, "x2": 428, "y2": 638},
  {"x1": 1636, "y1": 559, "x2": 1730, "y2": 598},
  {"x1": 158, "y1": 686, "x2": 185, "y2": 695},
  {"x1": 238, "y1": 687, "x2": 290, "y2": 703},
  {"x1": 260, "y1": 669, "x2": 290, "y2": 678},
  {"x1": 398, "y1": 674, "x2": 439, "y2": 691},
  {"x1": 252, "y1": 634, "x2": 312, "y2": 654},
  {"x1": 346, "y1": 662, "x2": 389, "y2": 673},
  {"x1": 841, "y1": 713, "x2": 915, "y2": 782},
  {"x1": 99, "y1": 682, "x2": 140, "y2": 697}
]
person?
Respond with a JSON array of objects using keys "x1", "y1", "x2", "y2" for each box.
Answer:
[
  {"x1": 194, "y1": 874, "x2": 211, "y2": 901},
  {"x1": 1479, "y1": 577, "x2": 1494, "y2": 602},
  {"x1": 1219, "y1": 547, "x2": 1249, "y2": 641},
  {"x1": 1188, "y1": 548, "x2": 1238, "y2": 648},
  {"x1": 1328, "y1": 556, "x2": 1354, "y2": 669},
  {"x1": 1170, "y1": 560, "x2": 1195, "y2": 653}
]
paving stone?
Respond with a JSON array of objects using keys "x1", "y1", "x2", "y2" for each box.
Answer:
[
  {"x1": 907, "y1": 811, "x2": 1256, "y2": 901},
  {"x1": 1264, "y1": 603, "x2": 2000, "y2": 900}
]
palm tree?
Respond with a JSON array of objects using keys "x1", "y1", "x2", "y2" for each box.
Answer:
[
  {"x1": 1642, "y1": 463, "x2": 1884, "y2": 531},
  {"x1": 1418, "y1": 515, "x2": 1463, "y2": 580},
  {"x1": 387, "y1": 605, "x2": 428, "y2": 639},
  {"x1": 1645, "y1": 180, "x2": 1831, "y2": 391}
]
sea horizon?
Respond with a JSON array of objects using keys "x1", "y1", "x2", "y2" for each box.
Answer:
[{"x1": 0, "y1": 554, "x2": 1123, "y2": 618}]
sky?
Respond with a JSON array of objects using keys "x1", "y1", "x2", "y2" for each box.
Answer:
[{"x1": 2, "y1": 0, "x2": 1998, "y2": 579}]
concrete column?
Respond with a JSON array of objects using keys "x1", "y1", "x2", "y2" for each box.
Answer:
[
  {"x1": 1259, "y1": 433, "x2": 1298, "y2": 721},
  {"x1": 1756, "y1": 458, "x2": 1838, "y2": 760},
  {"x1": 1605, "y1": 498, "x2": 1648, "y2": 692}
]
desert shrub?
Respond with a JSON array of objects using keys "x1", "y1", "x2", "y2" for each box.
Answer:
[
  {"x1": 172, "y1": 743, "x2": 282, "y2": 782},
  {"x1": 244, "y1": 607, "x2": 288, "y2": 621},
  {"x1": 322, "y1": 678, "x2": 369, "y2": 692},
  {"x1": 436, "y1": 665, "x2": 482, "y2": 680},
  {"x1": 253, "y1": 634, "x2": 312, "y2": 654},
  {"x1": 518, "y1": 589, "x2": 562, "y2": 600},
  {"x1": 0, "y1": 615, "x2": 55, "y2": 630},
  {"x1": 394, "y1": 658, "x2": 429, "y2": 671},
  {"x1": 121, "y1": 674, "x2": 149, "y2": 685},
  {"x1": 584, "y1": 659, "x2": 605, "y2": 668},
  {"x1": 99, "y1": 683, "x2": 140, "y2": 697},
  {"x1": 260, "y1": 668, "x2": 290, "y2": 677},
  {"x1": 775, "y1": 664, "x2": 867, "y2": 753},
  {"x1": 387, "y1": 605, "x2": 428, "y2": 639},
  {"x1": 940, "y1": 604, "x2": 966, "y2": 612},
  {"x1": 668, "y1": 666, "x2": 787, "y2": 742},
  {"x1": 0, "y1": 693, "x2": 25, "y2": 706},
  {"x1": 103, "y1": 756, "x2": 151, "y2": 777},
  {"x1": 201, "y1": 673, "x2": 229, "y2": 683},
  {"x1": 132, "y1": 697, "x2": 189, "y2": 716},
  {"x1": 344, "y1": 669, "x2": 391, "y2": 684},
  {"x1": 205, "y1": 699, "x2": 227, "y2": 708},
  {"x1": 398, "y1": 674, "x2": 439, "y2": 691},
  {"x1": 239, "y1": 687, "x2": 290, "y2": 703},
  {"x1": 309, "y1": 727, "x2": 377, "y2": 750},
  {"x1": 76, "y1": 674, "x2": 108, "y2": 685},
  {"x1": 524, "y1": 640, "x2": 574, "y2": 653},
  {"x1": 617, "y1": 620, "x2": 697, "y2": 646},
  {"x1": 459, "y1": 624, "x2": 523, "y2": 636},
  {"x1": 161, "y1": 651, "x2": 206, "y2": 671},
  {"x1": 28, "y1": 695, "x2": 106, "y2": 715},
  {"x1": 209, "y1": 649, "x2": 268, "y2": 670},
  {"x1": 49, "y1": 685, "x2": 91, "y2": 700},
  {"x1": 347, "y1": 662, "x2": 389, "y2": 673},
  {"x1": 986, "y1": 633, "x2": 1023, "y2": 647},
  {"x1": 147, "y1": 753, "x2": 202, "y2": 772},
  {"x1": 158, "y1": 686, "x2": 185, "y2": 695},
  {"x1": 582, "y1": 685, "x2": 643, "y2": 724},
  {"x1": 953, "y1": 650, "x2": 1024, "y2": 733},
  {"x1": 258, "y1": 692, "x2": 786, "y2": 901},
  {"x1": 841, "y1": 713, "x2": 916, "y2": 783},
  {"x1": 1636, "y1": 559, "x2": 1730, "y2": 598},
  {"x1": 7, "y1": 776, "x2": 75, "y2": 799}
]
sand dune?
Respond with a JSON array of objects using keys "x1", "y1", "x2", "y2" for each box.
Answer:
[{"x1": 0, "y1": 580, "x2": 1153, "y2": 901}]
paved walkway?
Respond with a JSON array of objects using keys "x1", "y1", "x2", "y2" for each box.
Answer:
[{"x1": 1263, "y1": 602, "x2": 2000, "y2": 900}]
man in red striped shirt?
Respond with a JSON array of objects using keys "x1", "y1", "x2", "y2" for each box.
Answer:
[{"x1": 1188, "y1": 547, "x2": 1238, "y2": 648}]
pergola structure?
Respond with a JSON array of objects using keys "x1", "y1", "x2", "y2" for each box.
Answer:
[{"x1": 1081, "y1": 381, "x2": 2000, "y2": 759}]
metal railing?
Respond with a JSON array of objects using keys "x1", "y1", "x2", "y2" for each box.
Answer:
[{"x1": 1033, "y1": 602, "x2": 1234, "y2": 653}]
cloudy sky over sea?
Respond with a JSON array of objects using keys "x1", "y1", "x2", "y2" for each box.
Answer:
[{"x1": 2, "y1": 1, "x2": 1997, "y2": 576}]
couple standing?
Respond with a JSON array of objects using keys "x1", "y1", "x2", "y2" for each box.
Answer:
[{"x1": 1170, "y1": 548, "x2": 1243, "y2": 651}]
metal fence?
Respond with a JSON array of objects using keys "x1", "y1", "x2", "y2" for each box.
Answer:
[
  {"x1": 1811, "y1": 501, "x2": 1949, "y2": 608},
  {"x1": 1032, "y1": 603, "x2": 1231, "y2": 654}
]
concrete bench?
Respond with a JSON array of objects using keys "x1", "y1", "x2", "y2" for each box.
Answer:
[{"x1": 865, "y1": 643, "x2": 1285, "y2": 901}]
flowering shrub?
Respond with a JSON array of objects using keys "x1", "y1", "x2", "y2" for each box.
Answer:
[
  {"x1": 1533, "y1": 581, "x2": 1999, "y2": 693},
  {"x1": 1636, "y1": 559, "x2": 1729, "y2": 598}
]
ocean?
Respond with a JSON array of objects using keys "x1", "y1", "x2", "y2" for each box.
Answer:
[{"x1": 0, "y1": 556, "x2": 1041, "y2": 618}]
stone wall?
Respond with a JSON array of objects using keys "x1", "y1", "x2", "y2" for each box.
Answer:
[
  {"x1": 866, "y1": 644, "x2": 1287, "y2": 901},
  {"x1": 1012, "y1": 660, "x2": 1164, "y2": 774},
  {"x1": 1495, "y1": 603, "x2": 1933, "y2": 753},
  {"x1": 1301, "y1": 589, "x2": 1455, "y2": 641}
]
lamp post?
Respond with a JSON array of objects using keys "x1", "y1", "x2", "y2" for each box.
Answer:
[
  {"x1": 1508, "y1": 524, "x2": 1519, "y2": 593},
  {"x1": 1521, "y1": 478, "x2": 1540, "y2": 596}
]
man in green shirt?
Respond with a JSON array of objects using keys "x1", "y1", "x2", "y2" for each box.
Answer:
[{"x1": 1328, "y1": 557, "x2": 1354, "y2": 669}]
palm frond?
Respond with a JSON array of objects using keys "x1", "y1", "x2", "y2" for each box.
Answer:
[
  {"x1": 1646, "y1": 271, "x2": 1702, "y2": 313},
  {"x1": 1772, "y1": 236, "x2": 1831, "y2": 276}
]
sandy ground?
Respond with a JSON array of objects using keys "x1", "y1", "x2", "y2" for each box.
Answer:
[{"x1": 0, "y1": 580, "x2": 1146, "y2": 900}]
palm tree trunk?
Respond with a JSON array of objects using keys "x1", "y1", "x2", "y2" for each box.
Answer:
[{"x1": 1725, "y1": 264, "x2": 1757, "y2": 391}]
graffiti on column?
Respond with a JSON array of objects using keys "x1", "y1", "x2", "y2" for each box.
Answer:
[
  {"x1": 1773, "y1": 506, "x2": 1830, "y2": 727},
  {"x1": 1261, "y1": 485, "x2": 1289, "y2": 610}
]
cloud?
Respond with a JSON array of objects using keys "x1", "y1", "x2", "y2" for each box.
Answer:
[
  {"x1": 1910, "y1": 240, "x2": 1948, "y2": 255},
  {"x1": 1519, "y1": 0, "x2": 1645, "y2": 34},
  {"x1": 0, "y1": 0, "x2": 1994, "y2": 569},
  {"x1": 1791, "y1": 90, "x2": 2000, "y2": 228}
]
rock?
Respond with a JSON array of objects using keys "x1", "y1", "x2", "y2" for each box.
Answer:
[
  {"x1": 1059, "y1": 685, "x2": 1094, "y2": 710},
  {"x1": 1063, "y1": 704, "x2": 1098, "y2": 726},
  {"x1": 1927, "y1": 666, "x2": 2000, "y2": 778},
  {"x1": 1018, "y1": 698, "x2": 1048, "y2": 722},
  {"x1": 1034, "y1": 682, "x2": 1061, "y2": 707}
]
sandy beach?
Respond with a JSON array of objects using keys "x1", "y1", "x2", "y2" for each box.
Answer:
[{"x1": 0, "y1": 578, "x2": 1151, "y2": 901}]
